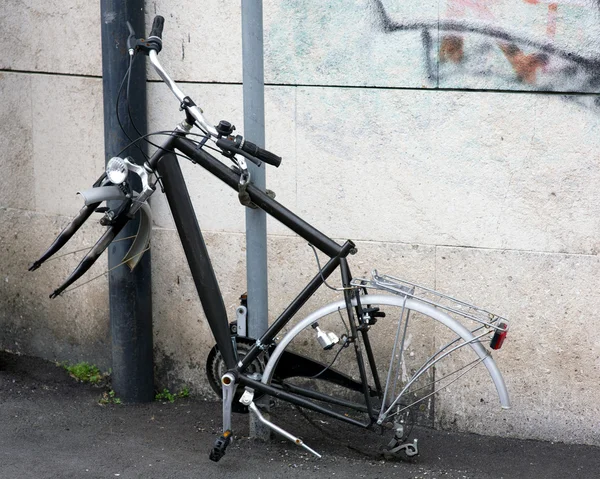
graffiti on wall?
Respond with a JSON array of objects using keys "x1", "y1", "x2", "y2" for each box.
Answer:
[{"x1": 374, "y1": 0, "x2": 600, "y2": 96}]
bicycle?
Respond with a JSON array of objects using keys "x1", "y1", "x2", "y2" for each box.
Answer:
[{"x1": 30, "y1": 16, "x2": 511, "y2": 462}]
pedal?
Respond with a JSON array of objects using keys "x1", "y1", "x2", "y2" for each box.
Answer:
[{"x1": 209, "y1": 430, "x2": 232, "y2": 462}]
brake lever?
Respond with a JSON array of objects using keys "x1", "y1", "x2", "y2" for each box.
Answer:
[
  {"x1": 126, "y1": 21, "x2": 137, "y2": 56},
  {"x1": 215, "y1": 138, "x2": 262, "y2": 167},
  {"x1": 126, "y1": 18, "x2": 164, "y2": 57}
]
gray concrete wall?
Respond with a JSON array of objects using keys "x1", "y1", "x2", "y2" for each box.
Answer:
[{"x1": 1, "y1": 0, "x2": 599, "y2": 446}]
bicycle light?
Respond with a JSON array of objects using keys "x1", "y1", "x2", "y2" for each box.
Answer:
[
  {"x1": 311, "y1": 323, "x2": 340, "y2": 350},
  {"x1": 490, "y1": 322, "x2": 509, "y2": 350},
  {"x1": 106, "y1": 157, "x2": 128, "y2": 184}
]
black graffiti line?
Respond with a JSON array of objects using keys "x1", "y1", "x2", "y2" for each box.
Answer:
[
  {"x1": 421, "y1": 29, "x2": 438, "y2": 86},
  {"x1": 372, "y1": 0, "x2": 600, "y2": 70}
]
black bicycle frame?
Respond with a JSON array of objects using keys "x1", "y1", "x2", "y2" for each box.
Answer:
[{"x1": 150, "y1": 131, "x2": 379, "y2": 427}]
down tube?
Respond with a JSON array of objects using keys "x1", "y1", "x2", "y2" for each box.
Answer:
[{"x1": 155, "y1": 152, "x2": 236, "y2": 370}]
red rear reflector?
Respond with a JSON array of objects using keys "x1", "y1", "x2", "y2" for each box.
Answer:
[{"x1": 490, "y1": 322, "x2": 508, "y2": 350}]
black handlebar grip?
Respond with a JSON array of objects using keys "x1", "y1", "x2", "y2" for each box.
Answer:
[
  {"x1": 216, "y1": 138, "x2": 261, "y2": 166},
  {"x1": 241, "y1": 140, "x2": 282, "y2": 168},
  {"x1": 149, "y1": 15, "x2": 165, "y2": 39}
]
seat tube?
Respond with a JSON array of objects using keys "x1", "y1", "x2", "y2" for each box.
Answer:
[{"x1": 156, "y1": 152, "x2": 236, "y2": 369}]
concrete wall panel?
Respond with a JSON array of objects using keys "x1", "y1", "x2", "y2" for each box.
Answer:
[
  {"x1": 295, "y1": 86, "x2": 600, "y2": 254},
  {"x1": 151, "y1": 228, "x2": 249, "y2": 394},
  {"x1": 264, "y1": 0, "x2": 435, "y2": 88},
  {"x1": 0, "y1": 0, "x2": 101, "y2": 76},
  {"x1": 0, "y1": 207, "x2": 110, "y2": 369},
  {"x1": 0, "y1": 73, "x2": 35, "y2": 210},
  {"x1": 263, "y1": 0, "x2": 600, "y2": 92},
  {"x1": 31, "y1": 75, "x2": 105, "y2": 217},
  {"x1": 435, "y1": 246, "x2": 600, "y2": 446},
  {"x1": 147, "y1": 0, "x2": 243, "y2": 83}
]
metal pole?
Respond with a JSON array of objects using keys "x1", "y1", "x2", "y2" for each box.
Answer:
[
  {"x1": 100, "y1": 0, "x2": 154, "y2": 402},
  {"x1": 242, "y1": 0, "x2": 268, "y2": 339},
  {"x1": 241, "y1": 0, "x2": 270, "y2": 438}
]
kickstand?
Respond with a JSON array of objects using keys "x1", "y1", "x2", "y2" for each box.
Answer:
[{"x1": 239, "y1": 388, "x2": 322, "y2": 459}]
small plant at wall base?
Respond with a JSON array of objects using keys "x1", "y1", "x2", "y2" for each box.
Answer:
[
  {"x1": 99, "y1": 390, "x2": 122, "y2": 405},
  {"x1": 63, "y1": 362, "x2": 105, "y2": 384},
  {"x1": 155, "y1": 387, "x2": 190, "y2": 403},
  {"x1": 60, "y1": 362, "x2": 120, "y2": 404}
]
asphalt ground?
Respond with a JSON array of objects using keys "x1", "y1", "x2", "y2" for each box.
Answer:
[{"x1": 1, "y1": 351, "x2": 599, "y2": 479}]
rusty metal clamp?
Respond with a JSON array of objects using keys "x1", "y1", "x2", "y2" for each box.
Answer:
[{"x1": 237, "y1": 157, "x2": 257, "y2": 208}]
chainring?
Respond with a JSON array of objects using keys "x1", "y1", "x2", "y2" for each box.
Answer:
[{"x1": 205, "y1": 337, "x2": 269, "y2": 413}]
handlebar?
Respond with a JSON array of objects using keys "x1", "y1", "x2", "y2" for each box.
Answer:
[
  {"x1": 149, "y1": 15, "x2": 165, "y2": 40},
  {"x1": 217, "y1": 137, "x2": 281, "y2": 168},
  {"x1": 146, "y1": 16, "x2": 281, "y2": 167},
  {"x1": 239, "y1": 139, "x2": 282, "y2": 168}
]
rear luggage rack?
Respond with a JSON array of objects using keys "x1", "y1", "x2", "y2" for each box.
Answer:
[{"x1": 352, "y1": 270, "x2": 509, "y2": 333}]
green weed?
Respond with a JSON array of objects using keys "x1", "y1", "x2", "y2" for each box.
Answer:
[
  {"x1": 155, "y1": 387, "x2": 190, "y2": 403},
  {"x1": 99, "y1": 389, "x2": 122, "y2": 405},
  {"x1": 63, "y1": 362, "x2": 104, "y2": 384}
]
